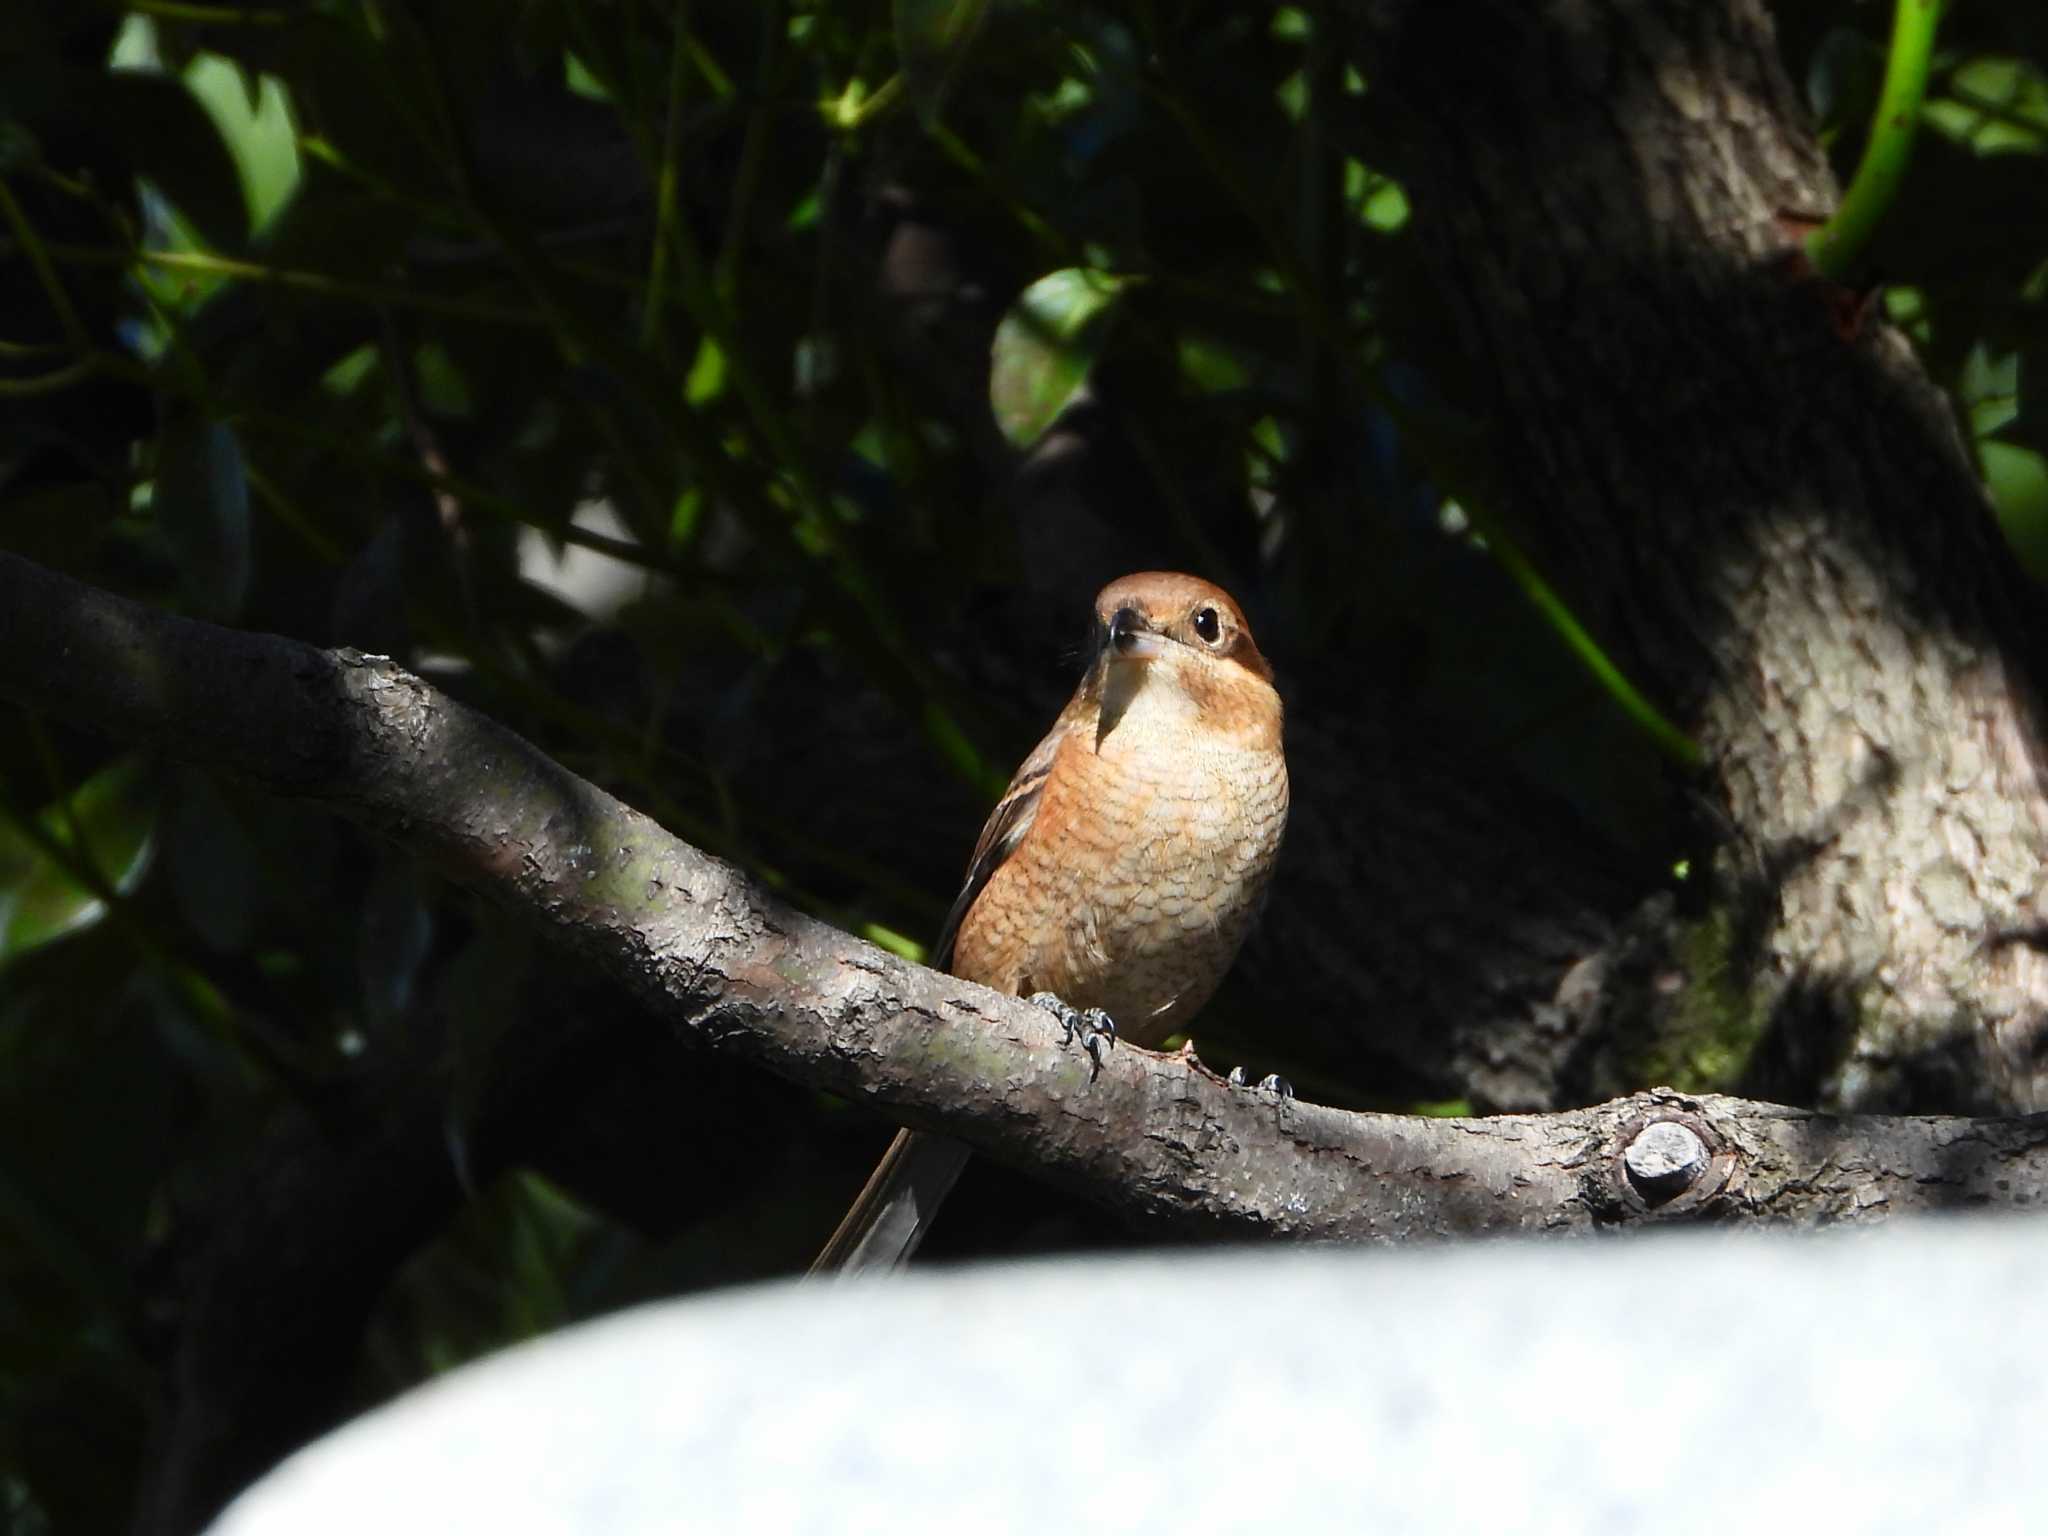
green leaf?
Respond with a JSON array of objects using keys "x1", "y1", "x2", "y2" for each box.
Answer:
[
  {"x1": 1926, "y1": 55, "x2": 2048, "y2": 154},
  {"x1": 154, "y1": 419, "x2": 252, "y2": 620},
  {"x1": 1178, "y1": 335, "x2": 1250, "y2": 394},
  {"x1": 182, "y1": 54, "x2": 303, "y2": 236},
  {"x1": 563, "y1": 52, "x2": 612, "y2": 104},
  {"x1": 1985, "y1": 441, "x2": 2048, "y2": 584},
  {"x1": 989, "y1": 268, "x2": 1127, "y2": 451},
  {"x1": 0, "y1": 758, "x2": 158, "y2": 965}
]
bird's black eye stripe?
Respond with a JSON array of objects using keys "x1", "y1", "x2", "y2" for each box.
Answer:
[{"x1": 1192, "y1": 606, "x2": 1222, "y2": 644}]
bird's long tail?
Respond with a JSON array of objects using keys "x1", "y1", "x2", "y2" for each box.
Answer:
[{"x1": 808, "y1": 1129, "x2": 972, "y2": 1276}]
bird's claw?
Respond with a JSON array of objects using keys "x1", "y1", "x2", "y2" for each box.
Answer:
[
  {"x1": 1227, "y1": 1066, "x2": 1294, "y2": 1099},
  {"x1": 1027, "y1": 991, "x2": 1117, "y2": 1079}
]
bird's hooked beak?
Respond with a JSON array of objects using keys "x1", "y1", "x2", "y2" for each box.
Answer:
[{"x1": 1106, "y1": 605, "x2": 1167, "y2": 663}]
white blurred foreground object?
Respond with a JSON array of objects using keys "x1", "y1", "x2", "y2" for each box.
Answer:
[{"x1": 214, "y1": 1220, "x2": 2047, "y2": 1534}]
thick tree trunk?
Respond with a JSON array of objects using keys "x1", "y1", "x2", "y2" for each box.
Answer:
[{"x1": 1355, "y1": 0, "x2": 2048, "y2": 1111}]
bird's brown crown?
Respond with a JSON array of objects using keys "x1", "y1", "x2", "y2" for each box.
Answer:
[{"x1": 1091, "y1": 571, "x2": 1274, "y2": 683}]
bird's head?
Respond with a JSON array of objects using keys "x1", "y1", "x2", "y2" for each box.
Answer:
[{"x1": 1087, "y1": 572, "x2": 1280, "y2": 745}]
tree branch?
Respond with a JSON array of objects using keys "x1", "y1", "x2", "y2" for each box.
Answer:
[{"x1": 6, "y1": 549, "x2": 2048, "y2": 1232}]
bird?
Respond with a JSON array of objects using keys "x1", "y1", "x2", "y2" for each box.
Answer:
[{"x1": 811, "y1": 571, "x2": 1289, "y2": 1275}]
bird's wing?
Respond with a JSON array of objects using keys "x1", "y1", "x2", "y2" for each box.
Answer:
[{"x1": 929, "y1": 708, "x2": 1075, "y2": 972}]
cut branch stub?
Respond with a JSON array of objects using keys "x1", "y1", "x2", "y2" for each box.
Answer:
[
  {"x1": 1608, "y1": 1101, "x2": 1736, "y2": 1218},
  {"x1": 1624, "y1": 1120, "x2": 1710, "y2": 1204}
]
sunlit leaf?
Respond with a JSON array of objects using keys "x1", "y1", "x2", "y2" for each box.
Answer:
[
  {"x1": 1362, "y1": 179, "x2": 1410, "y2": 233},
  {"x1": 686, "y1": 337, "x2": 728, "y2": 406},
  {"x1": 0, "y1": 758, "x2": 158, "y2": 965},
  {"x1": 563, "y1": 52, "x2": 612, "y2": 104},
  {"x1": 1926, "y1": 55, "x2": 2048, "y2": 154},
  {"x1": 180, "y1": 53, "x2": 301, "y2": 235},
  {"x1": 989, "y1": 268, "x2": 1127, "y2": 450},
  {"x1": 1985, "y1": 441, "x2": 2048, "y2": 583}
]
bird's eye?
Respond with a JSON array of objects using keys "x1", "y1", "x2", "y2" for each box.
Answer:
[{"x1": 1192, "y1": 606, "x2": 1222, "y2": 645}]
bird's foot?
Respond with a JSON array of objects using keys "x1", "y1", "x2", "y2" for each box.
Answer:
[
  {"x1": 1028, "y1": 992, "x2": 1117, "y2": 1079},
  {"x1": 1227, "y1": 1065, "x2": 1295, "y2": 1099}
]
